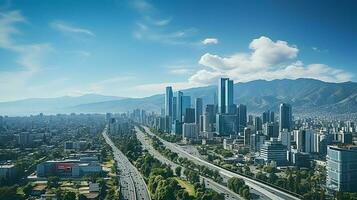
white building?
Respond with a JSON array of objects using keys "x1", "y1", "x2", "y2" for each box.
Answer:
[{"x1": 183, "y1": 123, "x2": 198, "y2": 140}]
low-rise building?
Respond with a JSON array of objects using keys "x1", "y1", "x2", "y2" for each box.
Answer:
[{"x1": 260, "y1": 138, "x2": 288, "y2": 166}]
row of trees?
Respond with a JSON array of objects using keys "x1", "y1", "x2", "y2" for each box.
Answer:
[
  {"x1": 149, "y1": 135, "x2": 223, "y2": 183},
  {"x1": 227, "y1": 177, "x2": 250, "y2": 200}
]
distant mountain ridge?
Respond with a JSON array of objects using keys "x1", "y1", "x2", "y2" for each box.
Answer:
[
  {"x1": 1, "y1": 78, "x2": 357, "y2": 116},
  {"x1": 0, "y1": 94, "x2": 125, "y2": 115}
]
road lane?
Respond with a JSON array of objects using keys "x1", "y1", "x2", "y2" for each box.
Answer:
[{"x1": 142, "y1": 126, "x2": 301, "y2": 200}]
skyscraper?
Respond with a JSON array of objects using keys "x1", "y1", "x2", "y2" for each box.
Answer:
[
  {"x1": 182, "y1": 96, "x2": 191, "y2": 118},
  {"x1": 172, "y1": 96, "x2": 177, "y2": 121},
  {"x1": 279, "y1": 103, "x2": 292, "y2": 132},
  {"x1": 262, "y1": 110, "x2": 275, "y2": 124},
  {"x1": 195, "y1": 98, "x2": 203, "y2": 124},
  {"x1": 218, "y1": 78, "x2": 234, "y2": 114},
  {"x1": 237, "y1": 104, "x2": 247, "y2": 132},
  {"x1": 165, "y1": 86, "x2": 173, "y2": 119},
  {"x1": 225, "y1": 79, "x2": 234, "y2": 114},
  {"x1": 177, "y1": 91, "x2": 183, "y2": 122},
  {"x1": 184, "y1": 108, "x2": 195, "y2": 123}
]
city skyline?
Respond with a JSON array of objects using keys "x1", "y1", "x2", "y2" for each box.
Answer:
[{"x1": 0, "y1": 0, "x2": 357, "y2": 101}]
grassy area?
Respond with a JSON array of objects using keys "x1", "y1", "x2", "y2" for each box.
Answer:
[{"x1": 175, "y1": 177, "x2": 195, "y2": 196}]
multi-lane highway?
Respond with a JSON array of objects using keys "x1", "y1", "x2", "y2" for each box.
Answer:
[
  {"x1": 141, "y1": 126, "x2": 301, "y2": 200},
  {"x1": 135, "y1": 126, "x2": 242, "y2": 200},
  {"x1": 102, "y1": 127, "x2": 150, "y2": 200}
]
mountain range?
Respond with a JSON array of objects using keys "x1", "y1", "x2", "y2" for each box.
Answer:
[{"x1": 1, "y1": 78, "x2": 357, "y2": 116}]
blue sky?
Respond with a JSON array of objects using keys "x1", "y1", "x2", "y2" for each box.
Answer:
[{"x1": 0, "y1": 0, "x2": 356, "y2": 101}]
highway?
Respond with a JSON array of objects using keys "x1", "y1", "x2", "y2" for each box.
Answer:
[
  {"x1": 141, "y1": 126, "x2": 301, "y2": 200},
  {"x1": 135, "y1": 126, "x2": 243, "y2": 200},
  {"x1": 102, "y1": 127, "x2": 151, "y2": 200}
]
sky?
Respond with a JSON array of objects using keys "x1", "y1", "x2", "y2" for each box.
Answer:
[{"x1": 0, "y1": 0, "x2": 356, "y2": 101}]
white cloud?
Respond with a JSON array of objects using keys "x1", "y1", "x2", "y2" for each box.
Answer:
[
  {"x1": 131, "y1": 0, "x2": 197, "y2": 45},
  {"x1": 0, "y1": 10, "x2": 53, "y2": 101},
  {"x1": 169, "y1": 68, "x2": 193, "y2": 75},
  {"x1": 193, "y1": 36, "x2": 351, "y2": 84},
  {"x1": 133, "y1": 23, "x2": 197, "y2": 45},
  {"x1": 249, "y1": 36, "x2": 298, "y2": 67},
  {"x1": 50, "y1": 21, "x2": 95, "y2": 36},
  {"x1": 202, "y1": 38, "x2": 218, "y2": 45}
]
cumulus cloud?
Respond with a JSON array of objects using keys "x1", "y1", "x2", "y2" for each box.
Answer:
[
  {"x1": 191, "y1": 36, "x2": 351, "y2": 85},
  {"x1": 50, "y1": 21, "x2": 95, "y2": 36},
  {"x1": 202, "y1": 38, "x2": 218, "y2": 45}
]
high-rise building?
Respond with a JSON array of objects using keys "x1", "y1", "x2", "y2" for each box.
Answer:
[
  {"x1": 262, "y1": 110, "x2": 275, "y2": 124},
  {"x1": 250, "y1": 133, "x2": 266, "y2": 152},
  {"x1": 182, "y1": 96, "x2": 191, "y2": 118},
  {"x1": 184, "y1": 108, "x2": 195, "y2": 123},
  {"x1": 177, "y1": 91, "x2": 183, "y2": 122},
  {"x1": 244, "y1": 127, "x2": 251, "y2": 146},
  {"x1": 172, "y1": 97, "x2": 177, "y2": 121},
  {"x1": 263, "y1": 122, "x2": 279, "y2": 139},
  {"x1": 279, "y1": 129, "x2": 291, "y2": 151},
  {"x1": 205, "y1": 104, "x2": 216, "y2": 124},
  {"x1": 254, "y1": 116, "x2": 263, "y2": 131},
  {"x1": 279, "y1": 103, "x2": 292, "y2": 132},
  {"x1": 326, "y1": 145, "x2": 357, "y2": 192},
  {"x1": 165, "y1": 86, "x2": 173, "y2": 119},
  {"x1": 202, "y1": 114, "x2": 210, "y2": 132},
  {"x1": 237, "y1": 104, "x2": 247, "y2": 133},
  {"x1": 195, "y1": 98, "x2": 203, "y2": 124},
  {"x1": 248, "y1": 115, "x2": 254, "y2": 126},
  {"x1": 216, "y1": 114, "x2": 237, "y2": 136},
  {"x1": 218, "y1": 78, "x2": 234, "y2": 114},
  {"x1": 183, "y1": 123, "x2": 199, "y2": 140}
]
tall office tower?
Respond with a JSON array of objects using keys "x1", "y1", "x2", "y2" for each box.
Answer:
[
  {"x1": 165, "y1": 86, "x2": 173, "y2": 119},
  {"x1": 263, "y1": 122, "x2": 279, "y2": 139},
  {"x1": 248, "y1": 115, "x2": 254, "y2": 126},
  {"x1": 327, "y1": 145, "x2": 357, "y2": 192},
  {"x1": 225, "y1": 79, "x2": 234, "y2": 114},
  {"x1": 184, "y1": 108, "x2": 195, "y2": 123},
  {"x1": 177, "y1": 91, "x2": 183, "y2": 122},
  {"x1": 250, "y1": 133, "x2": 266, "y2": 152},
  {"x1": 195, "y1": 98, "x2": 203, "y2": 124},
  {"x1": 279, "y1": 103, "x2": 292, "y2": 132},
  {"x1": 203, "y1": 114, "x2": 210, "y2": 132},
  {"x1": 244, "y1": 127, "x2": 251, "y2": 146},
  {"x1": 205, "y1": 104, "x2": 216, "y2": 124},
  {"x1": 280, "y1": 129, "x2": 291, "y2": 151},
  {"x1": 172, "y1": 97, "x2": 177, "y2": 121},
  {"x1": 295, "y1": 130, "x2": 306, "y2": 152},
  {"x1": 218, "y1": 78, "x2": 234, "y2": 114},
  {"x1": 182, "y1": 96, "x2": 191, "y2": 118},
  {"x1": 237, "y1": 104, "x2": 247, "y2": 132},
  {"x1": 262, "y1": 110, "x2": 274, "y2": 124},
  {"x1": 270, "y1": 111, "x2": 275, "y2": 123},
  {"x1": 254, "y1": 116, "x2": 263, "y2": 131},
  {"x1": 216, "y1": 114, "x2": 237, "y2": 136}
]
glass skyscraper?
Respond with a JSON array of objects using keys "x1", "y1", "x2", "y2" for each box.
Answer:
[
  {"x1": 279, "y1": 103, "x2": 292, "y2": 132},
  {"x1": 218, "y1": 78, "x2": 234, "y2": 114}
]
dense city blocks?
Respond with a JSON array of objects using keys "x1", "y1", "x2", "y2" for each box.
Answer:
[{"x1": 1, "y1": 1, "x2": 357, "y2": 200}]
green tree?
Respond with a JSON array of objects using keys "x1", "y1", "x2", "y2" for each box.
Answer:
[
  {"x1": 23, "y1": 183, "x2": 33, "y2": 198},
  {"x1": 62, "y1": 191, "x2": 76, "y2": 200},
  {"x1": 47, "y1": 176, "x2": 60, "y2": 188},
  {"x1": 0, "y1": 185, "x2": 23, "y2": 200},
  {"x1": 175, "y1": 166, "x2": 182, "y2": 177}
]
